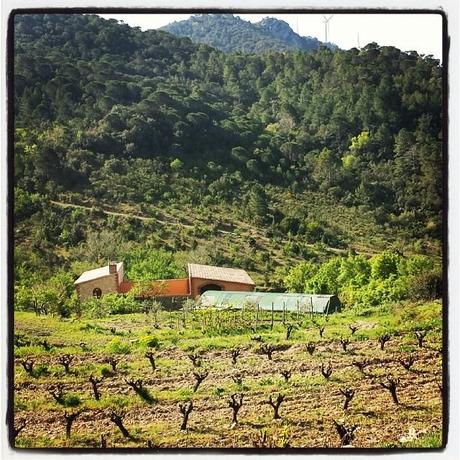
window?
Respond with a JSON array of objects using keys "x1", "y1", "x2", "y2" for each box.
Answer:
[{"x1": 93, "y1": 287, "x2": 102, "y2": 298}]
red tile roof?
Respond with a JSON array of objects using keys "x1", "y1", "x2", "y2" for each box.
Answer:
[{"x1": 188, "y1": 263, "x2": 255, "y2": 285}]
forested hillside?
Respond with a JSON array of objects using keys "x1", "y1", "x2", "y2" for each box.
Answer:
[
  {"x1": 162, "y1": 14, "x2": 328, "y2": 53},
  {"x1": 13, "y1": 13, "x2": 443, "y2": 301}
]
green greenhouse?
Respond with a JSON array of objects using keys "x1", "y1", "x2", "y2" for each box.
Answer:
[{"x1": 198, "y1": 291, "x2": 341, "y2": 314}]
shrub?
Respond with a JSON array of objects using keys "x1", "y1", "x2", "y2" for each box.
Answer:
[
  {"x1": 34, "y1": 364, "x2": 50, "y2": 378},
  {"x1": 140, "y1": 336, "x2": 161, "y2": 349},
  {"x1": 285, "y1": 266, "x2": 305, "y2": 292},
  {"x1": 371, "y1": 251, "x2": 402, "y2": 280},
  {"x1": 106, "y1": 338, "x2": 132, "y2": 354},
  {"x1": 100, "y1": 366, "x2": 114, "y2": 378},
  {"x1": 102, "y1": 293, "x2": 140, "y2": 315},
  {"x1": 55, "y1": 303, "x2": 72, "y2": 319},
  {"x1": 407, "y1": 270, "x2": 442, "y2": 301},
  {"x1": 63, "y1": 394, "x2": 81, "y2": 407},
  {"x1": 81, "y1": 298, "x2": 110, "y2": 318}
]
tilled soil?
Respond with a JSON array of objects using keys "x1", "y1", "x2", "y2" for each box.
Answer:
[{"x1": 13, "y1": 329, "x2": 443, "y2": 449}]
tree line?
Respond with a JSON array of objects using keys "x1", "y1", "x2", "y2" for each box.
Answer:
[{"x1": 13, "y1": 13, "x2": 443, "y2": 300}]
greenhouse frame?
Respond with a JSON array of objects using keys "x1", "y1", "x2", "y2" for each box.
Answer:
[{"x1": 198, "y1": 290, "x2": 341, "y2": 314}]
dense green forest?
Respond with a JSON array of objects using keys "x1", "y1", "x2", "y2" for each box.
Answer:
[
  {"x1": 13, "y1": 13, "x2": 443, "y2": 314},
  {"x1": 162, "y1": 14, "x2": 329, "y2": 53}
]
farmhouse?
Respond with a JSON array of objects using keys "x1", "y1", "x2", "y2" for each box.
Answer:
[
  {"x1": 74, "y1": 261, "x2": 131, "y2": 300},
  {"x1": 134, "y1": 264, "x2": 256, "y2": 303},
  {"x1": 74, "y1": 262, "x2": 255, "y2": 300}
]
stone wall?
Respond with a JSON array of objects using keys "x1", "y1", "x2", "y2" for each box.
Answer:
[{"x1": 76, "y1": 274, "x2": 118, "y2": 300}]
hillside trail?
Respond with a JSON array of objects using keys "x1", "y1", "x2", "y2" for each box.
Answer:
[{"x1": 49, "y1": 200, "x2": 350, "y2": 258}]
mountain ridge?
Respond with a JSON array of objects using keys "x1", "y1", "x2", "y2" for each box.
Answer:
[{"x1": 161, "y1": 14, "x2": 335, "y2": 53}]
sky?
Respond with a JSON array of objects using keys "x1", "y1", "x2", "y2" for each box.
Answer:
[{"x1": 99, "y1": 13, "x2": 443, "y2": 61}]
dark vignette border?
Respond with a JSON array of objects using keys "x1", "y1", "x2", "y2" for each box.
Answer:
[{"x1": 6, "y1": 6, "x2": 449, "y2": 454}]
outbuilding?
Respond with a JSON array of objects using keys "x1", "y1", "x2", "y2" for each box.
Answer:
[
  {"x1": 74, "y1": 261, "x2": 129, "y2": 300},
  {"x1": 199, "y1": 290, "x2": 341, "y2": 314},
  {"x1": 142, "y1": 263, "x2": 256, "y2": 298}
]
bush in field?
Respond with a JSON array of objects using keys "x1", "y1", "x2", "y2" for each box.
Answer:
[
  {"x1": 285, "y1": 324, "x2": 294, "y2": 340},
  {"x1": 81, "y1": 293, "x2": 140, "y2": 318},
  {"x1": 106, "y1": 338, "x2": 132, "y2": 354},
  {"x1": 352, "y1": 360, "x2": 369, "y2": 374},
  {"x1": 378, "y1": 333, "x2": 391, "y2": 350},
  {"x1": 399, "y1": 355, "x2": 416, "y2": 370},
  {"x1": 20, "y1": 358, "x2": 35, "y2": 376},
  {"x1": 58, "y1": 354, "x2": 75, "y2": 373},
  {"x1": 252, "y1": 426, "x2": 291, "y2": 448},
  {"x1": 140, "y1": 298, "x2": 163, "y2": 326},
  {"x1": 320, "y1": 362, "x2": 333, "y2": 379},
  {"x1": 140, "y1": 335, "x2": 161, "y2": 349},
  {"x1": 101, "y1": 366, "x2": 114, "y2": 378},
  {"x1": 188, "y1": 352, "x2": 202, "y2": 367},
  {"x1": 81, "y1": 297, "x2": 110, "y2": 318},
  {"x1": 340, "y1": 338, "x2": 350, "y2": 352},
  {"x1": 306, "y1": 342, "x2": 316, "y2": 355},
  {"x1": 314, "y1": 323, "x2": 325, "y2": 338},
  {"x1": 106, "y1": 357, "x2": 120, "y2": 372},
  {"x1": 407, "y1": 270, "x2": 442, "y2": 301},
  {"x1": 414, "y1": 330, "x2": 428, "y2": 348},
  {"x1": 281, "y1": 370, "x2": 292, "y2": 382},
  {"x1": 63, "y1": 394, "x2": 81, "y2": 407},
  {"x1": 102, "y1": 293, "x2": 140, "y2": 315},
  {"x1": 49, "y1": 384, "x2": 80, "y2": 407},
  {"x1": 349, "y1": 325, "x2": 359, "y2": 335}
]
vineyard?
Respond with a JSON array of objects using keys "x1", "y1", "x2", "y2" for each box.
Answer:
[{"x1": 13, "y1": 300, "x2": 443, "y2": 449}]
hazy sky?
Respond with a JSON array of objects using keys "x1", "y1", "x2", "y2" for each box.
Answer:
[{"x1": 99, "y1": 13, "x2": 443, "y2": 61}]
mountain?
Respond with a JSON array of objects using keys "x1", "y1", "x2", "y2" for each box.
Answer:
[
  {"x1": 161, "y1": 14, "x2": 332, "y2": 53},
  {"x1": 13, "y1": 13, "x2": 442, "y2": 288}
]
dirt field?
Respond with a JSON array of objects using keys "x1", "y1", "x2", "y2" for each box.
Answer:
[{"x1": 12, "y1": 301, "x2": 443, "y2": 449}]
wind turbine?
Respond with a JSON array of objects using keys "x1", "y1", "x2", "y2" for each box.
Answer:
[{"x1": 323, "y1": 15, "x2": 333, "y2": 43}]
